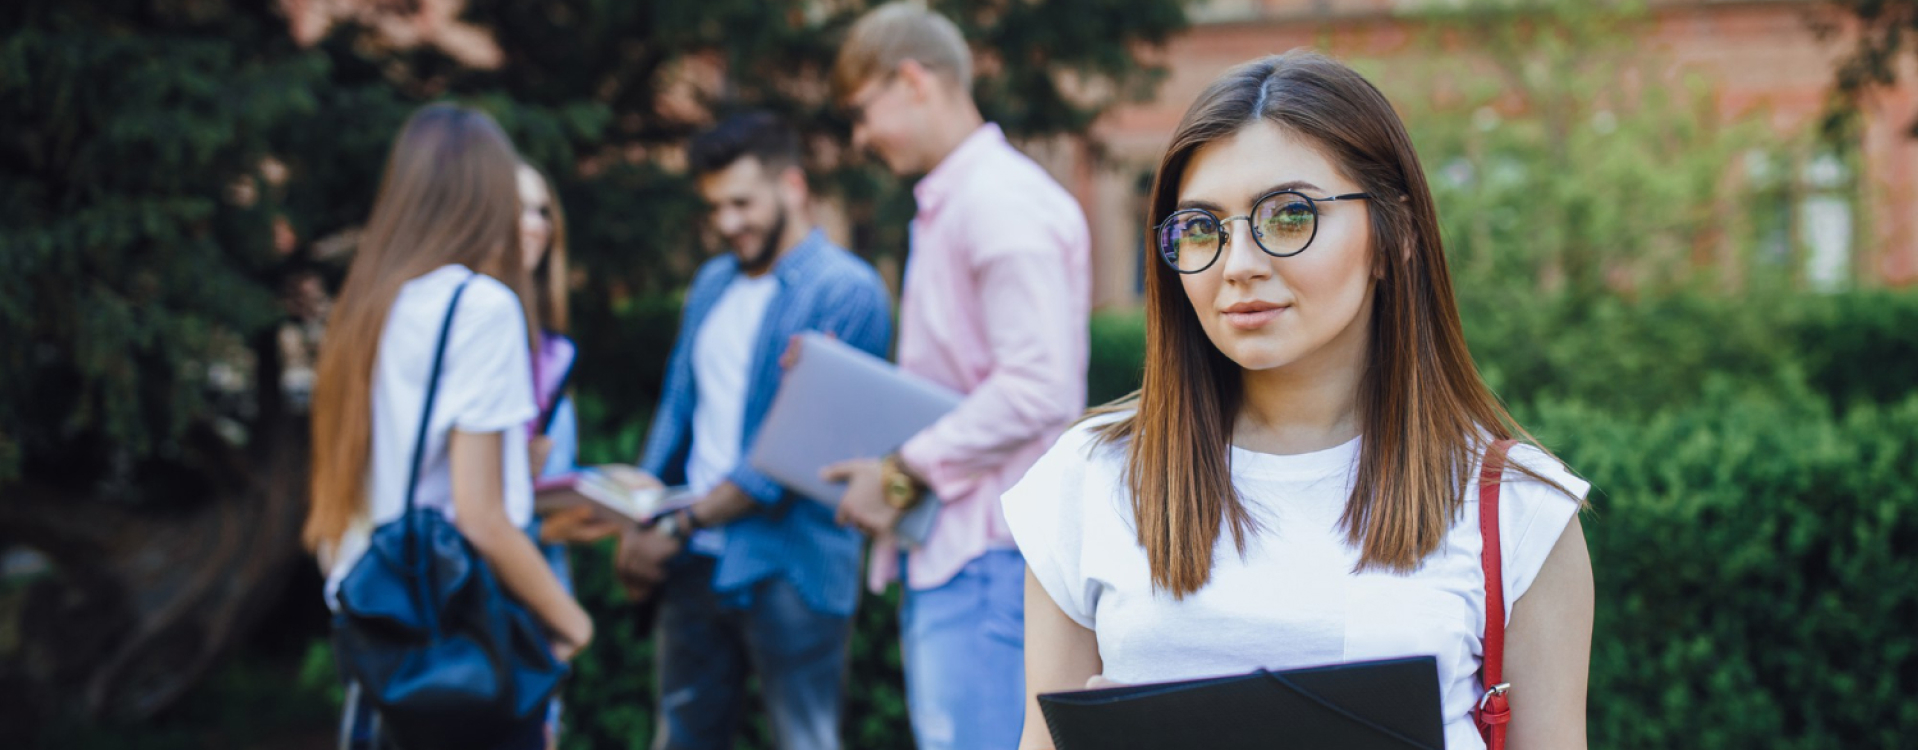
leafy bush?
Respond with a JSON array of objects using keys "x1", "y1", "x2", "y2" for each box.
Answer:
[
  {"x1": 1534, "y1": 384, "x2": 1916, "y2": 749},
  {"x1": 1786, "y1": 290, "x2": 1919, "y2": 410},
  {"x1": 1088, "y1": 309, "x2": 1147, "y2": 407}
]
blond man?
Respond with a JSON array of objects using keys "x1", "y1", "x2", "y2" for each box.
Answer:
[{"x1": 823, "y1": 4, "x2": 1092, "y2": 749}]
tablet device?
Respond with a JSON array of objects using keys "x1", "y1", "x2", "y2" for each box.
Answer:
[{"x1": 747, "y1": 333, "x2": 958, "y2": 546}]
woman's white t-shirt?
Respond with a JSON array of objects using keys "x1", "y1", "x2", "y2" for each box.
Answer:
[
  {"x1": 1001, "y1": 413, "x2": 1587, "y2": 750},
  {"x1": 324, "y1": 265, "x2": 539, "y2": 608}
]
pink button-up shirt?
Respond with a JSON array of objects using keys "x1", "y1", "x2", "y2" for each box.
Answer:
[{"x1": 875, "y1": 124, "x2": 1092, "y2": 593}]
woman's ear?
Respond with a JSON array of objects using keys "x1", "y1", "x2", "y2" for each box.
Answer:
[
  {"x1": 1371, "y1": 235, "x2": 1415, "y2": 281},
  {"x1": 1396, "y1": 196, "x2": 1416, "y2": 265}
]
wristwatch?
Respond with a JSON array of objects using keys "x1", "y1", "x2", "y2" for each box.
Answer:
[
  {"x1": 654, "y1": 508, "x2": 698, "y2": 543},
  {"x1": 880, "y1": 453, "x2": 926, "y2": 511}
]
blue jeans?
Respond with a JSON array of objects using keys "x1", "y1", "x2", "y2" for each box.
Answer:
[
  {"x1": 531, "y1": 518, "x2": 573, "y2": 743},
  {"x1": 900, "y1": 549, "x2": 1027, "y2": 750},
  {"x1": 653, "y1": 554, "x2": 853, "y2": 750}
]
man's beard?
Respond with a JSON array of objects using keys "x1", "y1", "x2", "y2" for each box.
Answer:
[{"x1": 736, "y1": 205, "x2": 788, "y2": 275}]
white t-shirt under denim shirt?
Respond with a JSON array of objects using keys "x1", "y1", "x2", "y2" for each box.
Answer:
[
  {"x1": 324, "y1": 265, "x2": 539, "y2": 609},
  {"x1": 1001, "y1": 412, "x2": 1587, "y2": 750},
  {"x1": 685, "y1": 272, "x2": 781, "y2": 556}
]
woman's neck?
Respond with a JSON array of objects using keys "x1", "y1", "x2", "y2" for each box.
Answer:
[{"x1": 1233, "y1": 336, "x2": 1368, "y2": 457}]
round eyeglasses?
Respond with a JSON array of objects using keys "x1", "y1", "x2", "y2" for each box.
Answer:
[{"x1": 1156, "y1": 190, "x2": 1372, "y2": 274}]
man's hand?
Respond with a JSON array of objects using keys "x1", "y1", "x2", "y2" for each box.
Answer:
[
  {"x1": 537, "y1": 506, "x2": 627, "y2": 545},
  {"x1": 822, "y1": 458, "x2": 903, "y2": 538},
  {"x1": 689, "y1": 481, "x2": 760, "y2": 530},
  {"x1": 613, "y1": 523, "x2": 681, "y2": 602}
]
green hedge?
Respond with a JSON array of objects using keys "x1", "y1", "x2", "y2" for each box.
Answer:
[
  {"x1": 1787, "y1": 290, "x2": 1919, "y2": 411},
  {"x1": 1088, "y1": 308, "x2": 1148, "y2": 407},
  {"x1": 1533, "y1": 385, "x2": 1915, "y2": 748}
]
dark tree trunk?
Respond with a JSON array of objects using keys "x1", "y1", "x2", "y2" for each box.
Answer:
[{"x1": 0, "y1": 411, "x2": 312, "y2": 729}]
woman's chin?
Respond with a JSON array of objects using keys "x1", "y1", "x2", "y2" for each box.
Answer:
[{"x1": 1220, "y1": 344, "x2": 1299, "y2": 373}]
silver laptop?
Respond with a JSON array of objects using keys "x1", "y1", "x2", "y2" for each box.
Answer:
[{"x1": 747, "y1": 332, "x2": 955, "y2": 547}]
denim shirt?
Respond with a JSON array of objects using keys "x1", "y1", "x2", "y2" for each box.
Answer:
[{"x1": 638, "y1": 229, "x2": 893, "y2": 616}]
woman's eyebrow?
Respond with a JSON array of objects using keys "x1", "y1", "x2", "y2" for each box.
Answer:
[
  {"x1": 1174, "y1": 198, "x2": 1225, "y2": 212},
  {"x1": 1262, "y1": 180, "x2": 1324, "y2": 195},
  {"x1": 1174, "y1": 180, "x2": 1330, "y2": 213}
]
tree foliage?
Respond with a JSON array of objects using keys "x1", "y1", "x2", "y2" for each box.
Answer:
[
  {"x1": 1812, "y1": 0, "x2": 1918, "y2": 139},
  {"x1": 0, "y1": 0, "x2": 1187, "y2": 731}
]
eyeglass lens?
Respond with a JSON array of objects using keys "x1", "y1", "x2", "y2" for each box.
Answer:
[{"x1": 1158, "y1": 191, "x2": 1319, "y2": 272}]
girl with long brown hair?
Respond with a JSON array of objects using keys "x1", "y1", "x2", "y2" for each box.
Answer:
[
  {"x1": 516, "y1": 160, "x2": 577, "y2": 502},
  {"x1": 307, "y1": 103, "x2": 592, "y2": 748},
  {"x1": 516, "y1": 160, "x2": 583, "y2": 750},
  {"x1": 1005, "y1": 52, "x2": 1593, "y2": 749}
]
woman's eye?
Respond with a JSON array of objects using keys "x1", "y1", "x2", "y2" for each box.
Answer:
[{"x1": 1262, "y1": 203, "x2": 1313, "y2": 236}]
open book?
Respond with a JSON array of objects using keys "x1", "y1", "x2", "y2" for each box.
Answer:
[{"x1": 534, "y1": 467, "x2": 695, "y2": 525}]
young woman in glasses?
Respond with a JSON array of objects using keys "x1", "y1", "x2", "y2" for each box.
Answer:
[{"x1": 1005, "y1": 51, "x2": 1593, "y2": 749}]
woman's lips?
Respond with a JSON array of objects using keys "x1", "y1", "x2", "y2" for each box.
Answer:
[{"x1": 1221, "y1": 302, "x2": 1287, "y2": 330}]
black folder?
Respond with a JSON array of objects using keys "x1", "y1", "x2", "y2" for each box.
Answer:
[{"x1": 1037, "y1": 655, "x2": 1445, "y2": 750}]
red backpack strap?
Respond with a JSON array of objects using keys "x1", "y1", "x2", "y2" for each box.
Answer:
[{"x1": 1475, "y1": 439, "x2": 1518, "y2": 749}]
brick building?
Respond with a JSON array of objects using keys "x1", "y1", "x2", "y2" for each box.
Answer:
[{"x1": 1033, "y1": 0, "x2": 1916, "y2": 309}]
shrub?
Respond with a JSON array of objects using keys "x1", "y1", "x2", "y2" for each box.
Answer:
[
  {"x1": 1786, "y1": 289, "x2": 1919, "y2": 411},
  {"x1": 1532, "y1": 384, "x2": 1916, "y2": 749},
  {"x1": 1088, "y1": 309, "x2": 1147, "y2": 407}
]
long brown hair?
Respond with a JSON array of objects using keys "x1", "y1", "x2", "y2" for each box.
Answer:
[
  {"x1": 1095, "y1": 51, "x2": 1570, "y2": 597},
  {"x1": 522, "y1": 163, "x2": 570, "y2": 334},
  {"x1": 305, "y1": 103, "x2": 532, "y2": 551}
]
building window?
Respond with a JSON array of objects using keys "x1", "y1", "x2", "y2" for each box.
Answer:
[
  {"x1": 1745, "y1": 149, "x2": 1856, "y2": 291},
  {"x1": 1799, "y1": 152, "x2": 1855, "y2": 292}
]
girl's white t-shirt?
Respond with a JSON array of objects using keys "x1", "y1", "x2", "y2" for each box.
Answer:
[
  {"x1": 324, "y1": 265, "x2": 539, "y2": 608},
  {"x1": 1001, "y1": 413, "x2": 1587, "y2": 750}
]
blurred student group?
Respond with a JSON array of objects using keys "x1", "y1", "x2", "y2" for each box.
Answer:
[
  {"x1": 315, "y1": 6, "x2": 1095, "y2": 748},
  {"x1": 297, "y1": 2, "x2": 1910, "y2": 750}
]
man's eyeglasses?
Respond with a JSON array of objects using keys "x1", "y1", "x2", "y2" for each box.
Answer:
[{"x1": 1156, "y1": 190, "x2": 1372, "y2": 274}]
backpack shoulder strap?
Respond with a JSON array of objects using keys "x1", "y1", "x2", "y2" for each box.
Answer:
[
  {"x1": 403, "y1": 274, "x2": 476, "y2": 517},
  {"x1": 1475, "y1": 438, "x2": 1518, "y2": 749}
]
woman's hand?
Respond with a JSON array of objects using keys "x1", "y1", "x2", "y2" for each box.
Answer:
[
  {"x1": 551, "y1": 614, "x2": 593, "y2": 662},
  {"x1": 448, "y1": 429, "x2": 595, "y2": 667},
  {"x1": 538, "y1": 505, "x2": 628, "y2": 544},
  {"x1": 528, "y1": 435, "x2": 554, "y2": 474}
]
